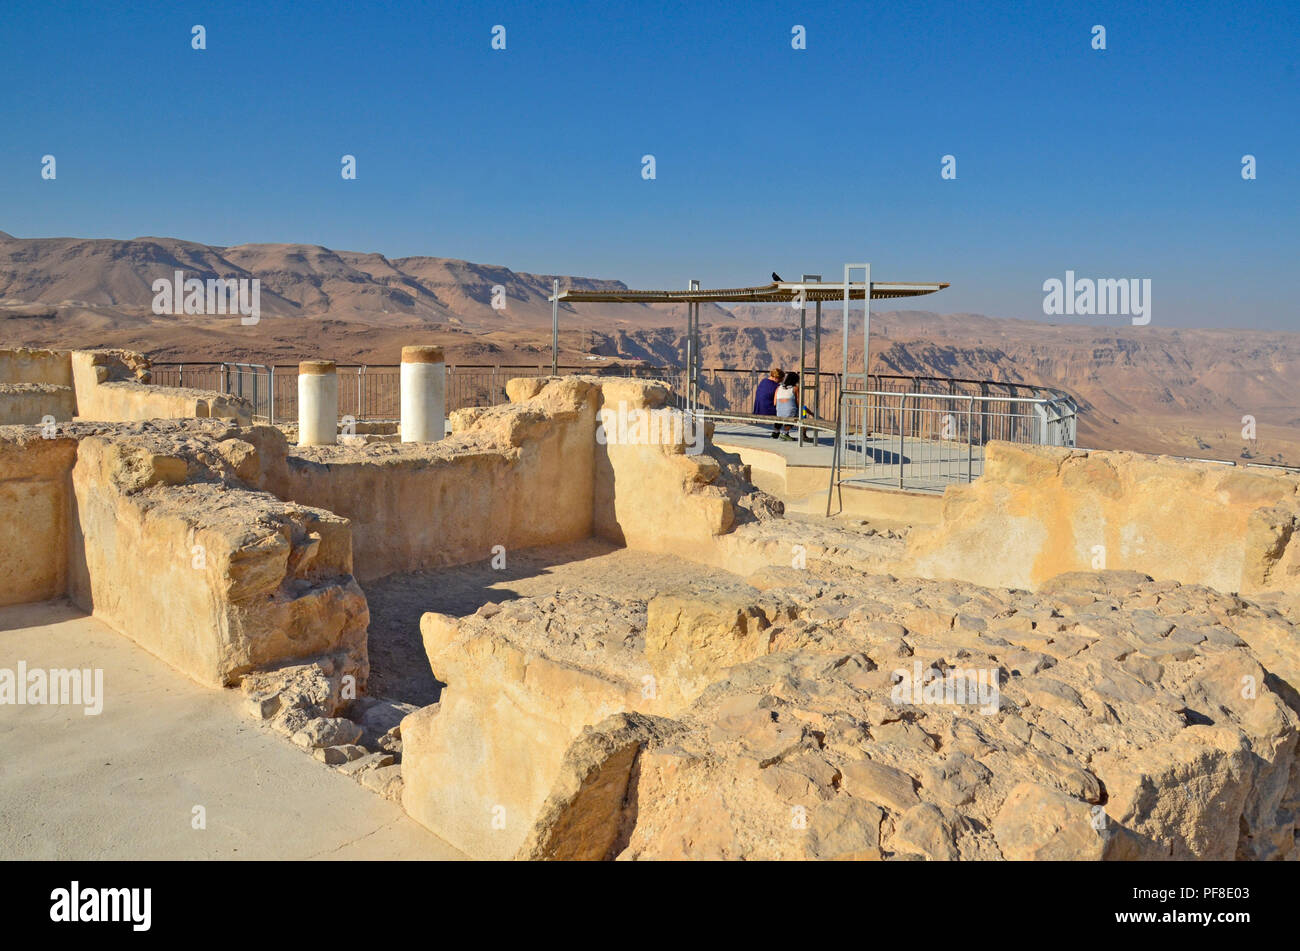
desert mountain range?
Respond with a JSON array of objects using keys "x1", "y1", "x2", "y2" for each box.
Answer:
[{"x1": 1, "y1": 231, "x2": 1296, "y2": 465}]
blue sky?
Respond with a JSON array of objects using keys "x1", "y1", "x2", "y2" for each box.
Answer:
[{"x1": 1, "y1": 0, "x2": 1296, "y2": 329}]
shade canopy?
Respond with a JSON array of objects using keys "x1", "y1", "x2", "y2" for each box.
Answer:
[{"x1": 550, "y1": 280, "x2": 948, "y2": 304}]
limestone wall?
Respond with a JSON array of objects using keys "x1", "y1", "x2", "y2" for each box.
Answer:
[
  {"x1": 69, "y1": 350, "x2": 251, "y2": 424},
  {"x1": 905, "y1": 442, "x2": 1300, "y2": 594},
  {"x1": 587, "y1": 378, "x2": 735, "y2": 552},
  {"x1": 400, "y1": 577, "x2": 793, "y2": 858},
  {"x1": 403, "y1": 605, "x2": 655, "y2": 859},
  {"x1": 67, "y1": 428, "x2": 368, "y2": 687},
  {"x1": 0, "y1": 347, "x2": 250, "y2": 425},
  {"x1": 262, "y1": 377, "x2": 600, "y2": 580},
  {"x1": 262, "y1": 376, "x2": 736, "y2": 580},
  {"x1": 0, "y1": 384, "x2": 77, "y2": 425},
  {"x1": 0, "y1": 429, "x2": 78, "y2": 605},
  {"x1": 0, "y1": 348, "x2": 72, "y2": 385},
  {"x1": 0, "y1": 349, "x2": 75, "y2": 425}
]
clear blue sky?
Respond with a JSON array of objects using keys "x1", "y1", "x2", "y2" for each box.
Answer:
[{"x1": 1, "y1": 0, "x2": 1296, "y2": 329}]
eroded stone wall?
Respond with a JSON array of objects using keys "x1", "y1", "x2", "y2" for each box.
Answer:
[
  {"x1": 66, "y1": 426, "x2": 369, "y2": 687},
  {"x1": 262, "y1": 377, "x2": 601, "y2": 580},
  {"x1": 904, "y1": 442, "x2": 1300, "y2": 594},
  {"x1": 0, "y1": 384, "x2": 77, "y2": 426},
  {"x1": 69, "y1": 349, "x2": 251, "y2": 424},
  {"x1": 260, "y1": 376, "x2": 744, "y2": 580},
  {"x1": 0, "y1": 349, "x2": 75, "y2": 425},
  {"x1": 0, "y1": 348, "x2": 72, "y2": 385},
  {"x1": 0, "y1": 429, "x2": 78, "y2": 605},
  {"x1": 0, "y1": 347, "x2": 249, "y2": 425}
]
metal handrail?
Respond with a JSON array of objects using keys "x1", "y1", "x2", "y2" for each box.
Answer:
[{"x1": 826, "y1": 385, "x2": 1080, "y2": 507}]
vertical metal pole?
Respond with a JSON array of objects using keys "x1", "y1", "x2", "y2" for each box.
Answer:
[
  {"x1": 688, "y1": 279, "x2": 700, "y2": 415},
  {"x1": 551, "y1": 279, "x2": 559, "y2": 376},
  {"x1": 814, "y1": 300, "x2": 822, "y2": 421},
  {"x1": 966, "y1": 397, "x2": 974, "y2": 482},
  {"x1": 797, "y1": 276, "x2": 807, "y2": 447},
  {"x1": 685, "y1": 303, "x2": 692, "y2": 411},
  {"x1": 980, "y1": 381, "x2": 989, "y2": 446},
  {"x1": 862, "y1": 263, "x2": 871, "y2": 468},
  {"x1": 841, "y1": 268, "x2": 851, "y2": 456},
  {"x1": 840, "y1": 268, "x2": 850, "y2": 392},
  {"x1": 269, "y1": 365, "x2": 275, "y2": 425},
  {"x1": 898, "y1": 394, "x2": 906, "y2": 489},
  {"x1": 863, "y1": 263, "x2": 872, "y2": 392},
  {"x1": 842, "y1": 263, "x2": 871, "y2": 467}
]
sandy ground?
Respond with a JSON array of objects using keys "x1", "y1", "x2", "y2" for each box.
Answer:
[
  {"x1": 362, "y1": 539, "x2": 747, "y2": 705},
  {"x1": 0, "y1": 600, "x2": 464, "y2": 860}
]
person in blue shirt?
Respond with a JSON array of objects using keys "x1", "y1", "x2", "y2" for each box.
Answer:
[{"x1": 753, "y1": 366, "x2": 783, "y2": 438}]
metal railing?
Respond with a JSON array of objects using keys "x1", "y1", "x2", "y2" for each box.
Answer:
[
  {"x1": 151, "y1": 363, "x2": 276, "y2": 422},
  {"x1": 826, "y1": 386, "x2": 1079, "y2": 507},
  {"x1": 151, "y1": 362, "x2": 677, "y2": 424}
]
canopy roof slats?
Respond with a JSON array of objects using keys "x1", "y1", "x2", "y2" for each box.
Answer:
[{"x1": 551, "y1": 280, "x2": 949, "y2": 304}]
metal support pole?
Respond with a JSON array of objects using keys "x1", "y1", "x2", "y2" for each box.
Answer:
[
  {"x1": 269, "y1": 365, "x2": 275, "y2": 425},
  {"x1": 551, "y1": 279, "x2": 559, "y2": 376},
  {"x1": 844, "y1": 263, "x2": 870, "y2": 466},
  {"x1": 685, "y1": 300, "x2": 692, "y2": 411},
  {"x1": 864, "y1": 263, "x2": 872, "y2": 392},
  {"x1": 966, "y1": 398, "x2": 974, "y2": 482},
  {"x1": 797, "y1": 276, "x2": 807, "y2": 447},
  {"x1": 814, "y1": 300, "x2": 822, "y2": 421},
  {"x1": 688, "y1": 279, "x2": 700, "y2": 414},
  {"x1": 898, "y1": 394, "x2": 906, "y2": 489},
  {"x1": 841, "y1": 271, "x2": 850, "y2": 456},
  {"x1": 979, "y1": 381, "x2": 989, "y2": 446}
]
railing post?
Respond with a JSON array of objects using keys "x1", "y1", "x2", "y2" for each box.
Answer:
[
  {"x1": 966, "y1": 397, "x2": 974, "y2": 482},
  {"x1": 551, "y1": 279, "x2": 559, "y2": 376},
  {"x1": 898, "y1": 394, "x2": 906, "y2": 489},
  {"x1": 979, "y1": 381, "x2": 988, "y2": 445}
]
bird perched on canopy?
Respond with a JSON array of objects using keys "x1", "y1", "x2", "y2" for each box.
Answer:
[{"x1": 771, "y1": 272, "x2": 783, "y2": 283}]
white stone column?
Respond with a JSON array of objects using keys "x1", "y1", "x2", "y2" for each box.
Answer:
[
  {"x1": 400, "y1": 346, "x2": 445, "y2": 443},
  {"x1": 298, "y1": 360, "x2": 338, "y2": 446}
]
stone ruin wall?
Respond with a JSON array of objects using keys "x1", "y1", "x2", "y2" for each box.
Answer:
[
  {"x1": 253, "y1": 375, "x2": 738, "y2": 580},
  {"x1": 0, "y1": 347, "x2": 251, "y2": 427},
  {"x1": 904, "y1": 442, "x2": 1300, "y2": 596}
]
